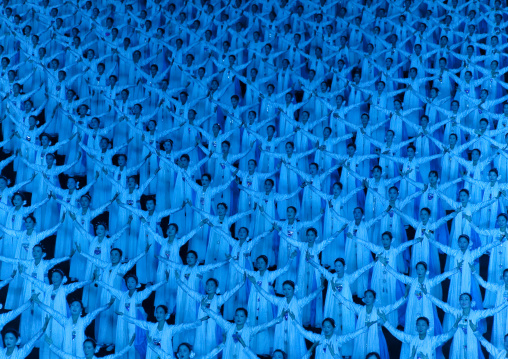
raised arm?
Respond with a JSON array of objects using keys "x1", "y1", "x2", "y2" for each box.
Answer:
[
  {"x1": 474, "y1": 331, "x2": 502, "y2": 358},
  {"x1": 175, "y1": 276, "x2": 204, "y2": 302},
  {"x1": 19, "y1": 322, "x2": 49, "y2": 358},
  {"x1": 427, "y1": 236, "x2": 455, "y2": 256},
  {"x1": 251, "y1": 311, "x2": 284, "y2": 335},
  {"x1": 426, "y1": 293, "x2": 460, "y2": 315},
  {"x1": 382, "y1": 295, "x2": 407, "y2": 314},
  {"x1": 478, "y1": 301, "x2": 508, "y2": 320},
  {"x1": 382, "y1": 320, "x2": 412, "y2": 344},
  {"x1": 384, "y1": 264, "x2": 412, "y2": 285},
  {"x1": 83, "y1": 300, "x2": 114, "y2": 327},
  {"x1": 64, "y1": 280, "x2": 92, "y2": 295},
  {"x1": 200, "y1": 304, "x2": 232, "y2": 331},
  {"x1": 247, "y1": 276, "x2": 280, "y2": 305},
  {"x1": 300, "y1": 280, "x2": 326, "y2": 307},
  {"x1": 268, "y1": 252, "x2": 297, "y2": 281},
  {"x1": 136, "y1": 280, "x2": 166, "y2": 302},
  {"x1": 428, "y1": 268, "x2": 460, "y2": 288},
  {"x1": 291, "y1": 317, "x2": 321, "y2": 341},
  {"x1": 0, "y1": 301, "x2": 31, "y2": 327},
  {"x1": 218, "y1": 278, "x2": 245, "y2": 305},
  {"x1": 96, "y1": 280, "x2": 124, "y2": 299}
]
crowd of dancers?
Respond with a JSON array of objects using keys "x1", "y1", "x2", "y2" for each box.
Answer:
[{"x1": 0, "y1": 0, "x2": 507, "y2": 358}]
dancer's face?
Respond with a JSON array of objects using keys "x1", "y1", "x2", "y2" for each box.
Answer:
[
  {"x1": 177, "y1": 345, "x2": 191, "y2": 359},
  {"x1": 126, "y1": 277, "x2": 137, "y2": 290},
  {"x1": 70, "y1": 301, "x2": 82, "y2": 315},
  {"x1": 155, "y1": 307, "x2": 167, "y2": 322},
  {"x1": 459, "y1": 294, "x2": 471, "y2": 309},
  {"x1": 51, "y1": 271, "x2": 63, "y2": 286},
  {"x1": 322, "y1": 320, "x2": 334, "y2": 336},
  {"x1": 32, "y1": 246, "x2": 43, "y2": 260},
  {"x1": 282, "y1": 284, "x2": 294, "y2": 298},
  {"x1": 416, "y1": 319, "x2": 429, "y2": 334},
  {"x1": 3, "y1": 333, "x2": 17, "y2": 348},
  {"x1": 234, "y1": 310, "x2": 247, "y2": 325},
  {"x1": 428, "y1": 172, "x2": 438, "y2": 185},
  {"x1": 205, "y1": 280, "x2": 217, "y2": 294},
  {"x1": 415, "y1": 264, "x2": 426, "y2": 278},
  {"x1": 256, "y1": 258, "x2": 267, "y2": 271},
  {"x1": 381, "y1": 234, "x2": 392, "y2": 249},
  {"x1": 96, "y1": 225, "x2": 106, "y2": 237},
  {"x1": 186, "y1": 253, "x2": 197, "y2": 266},
  {"x1": 457, "y1": 236, "x2": 469, "y2": 250},
  {"x1": 24, "y1": 217, "x2": 35, "y2": 230},
  {"x1": 364, "y1": 291, "x2": 375, "y2": 305},
  {"x1": 83, "y1": 341, "x2": 95, "y2": 357},
  {"x1": 110, "y1": 250, "x2": 121, "y2": 264},
  {"x1": 498, "y1": 215, "x2": 507, "y2": 228},
  {"x1": 334, "y1": 261, "x2": 344, "y2": 276}
]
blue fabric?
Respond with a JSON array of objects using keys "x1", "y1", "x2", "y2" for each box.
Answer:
[
  {"x1": 395, "y1": 279, "x2": 406, "y2": 327},
  {"x1": 134, "y1": 309, "x2": 147, "y2": 358},
  {"x1": 433, "y1": 305, "x2": 445, "y2": 359},
  {"x1": 378, "y1": 328, "x2": 390, "y2": 359}
]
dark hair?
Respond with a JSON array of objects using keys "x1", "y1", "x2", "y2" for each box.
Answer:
[
  {"x1": 416, "y1": 261, "x2": 428, "y2": 271},
  {"x1": 333, "y1": 182, "x2": 343, "y2": 190},
  {"x1": 235, "y1": 307, "x2": 248, "y2": 316},
  {"x1": 416, "y1": 317, "x2": 430, "y2": 326},
  {"x1": 111, "y1": 248, "x2": 123, "y2": 257},
  {"x1": 124, "y1": 274, "x2": 139, "y2": 284},
  {"x1": 256, "y1": 255, "x2": 268, "y2": 265},
  {"x1": 334, "y1": 258, "x2": 346, "y2": 266},
  {"x1": 364, "y1": 289, "x2": 376, "y2": 298},
  {"x1": 272, "y1": 350, "x2": 287, "y2": 359},
  {"x1": 217, "y1": 202, "x2": 228, "y2": 210},
  {"x1": 420, "y1": 207, "x2": 431, "y2": 216},
  {"x1": 3, "y1": 328, "x2": 20, "y2": 340},
  {"x1": 168, "y1": 223, "x2": 179, "y2": 233},
  {"x1": 459, "y1": 292, "x2": 472, "y2": 301},
  {"x1": 381, "y1": 231, "x2": 393, "y2": 240},
  {"x1": 206, "y1": 278, "x2": 219, "y2": 287},
  {"x1": 282, "y1": 280, "x2": 295, "y2": 289},
  {"x1": 458, "y1": 234, "x2": 470, "y2": 243},
  {"x1": 306, "y1": 228, "x2": 318, "y2": 236},
  {"x1": 177, "y1": 342, "x2": 192, "y2": 352},
  {"x1": 459, "y1": 189, "x2": 470, "y2": 197},
  {"x1": 83, "y1": 338, "x2": 97, "y2": 348},
  {"x1": 322, "y1": 318, "x2": 336, "y2": 328},
  {"x1": 489, "y1": 168, "x2": 499, "y2": 176},
  {"x1": 24, "y1": 214, "x2": 36, "y2": 224}
]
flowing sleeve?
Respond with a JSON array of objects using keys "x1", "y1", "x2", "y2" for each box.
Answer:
[
  {"x1": 49, "y1": 344, "x2": 79, "y2": 359},
  {"x1": 292, "y1": 320, "x2": 321, "y2": 341},
  {"x1": 64, "y1": 280, "x2": 92, "y2": 295},
  {"x1": 474, "y1": 335, "x2": 502, "y2": 358},
  {"x1": 121, "y1": 314, "x2": 151, "y2": 330},
  {"x1": 137, "y1": 281, "x2": 165, "y2": 302},
  {"x1": 17, "y1": 328, "x2": 45, "y2": 358},
  {"x1": 0, "y1": 301, "x2": 31, "y2": 326},
  {"x1": 382, "y1": 295, "x2": 407, "y2": 314},
  {"x1": 427, "y1": 268, "x2": 460, "y2": 288},
  {"x1": 176, "y1": 278, "x2": 203, "y2": 302},
  {"x1": 383, "y1": 322, "x2": 412, "y2": 344}
]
